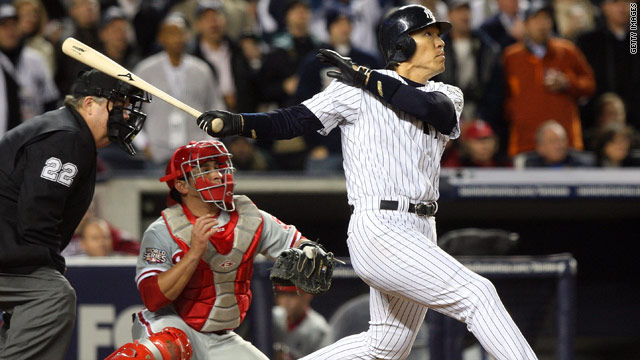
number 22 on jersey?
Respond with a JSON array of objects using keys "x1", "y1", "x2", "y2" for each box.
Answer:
[{"x1": 40, "y1": 157, "x2": 78, "y2": 187}]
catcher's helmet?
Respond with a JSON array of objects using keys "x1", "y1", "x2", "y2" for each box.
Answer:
[
  {"x1": 160, "y1": 140, "x2": 236, "y2": 211},
  {"x1": 378, "y1": 5, "x2": 452, "y2": 67}
]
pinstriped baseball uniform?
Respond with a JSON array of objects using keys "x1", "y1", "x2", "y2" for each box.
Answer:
[{"x1": 299, "y1": 71, "x2": 537, "y2": 360}]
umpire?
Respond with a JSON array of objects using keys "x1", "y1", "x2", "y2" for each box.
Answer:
[{"x1": 0, "y1": 70, "x2": 149, "y2": 360}]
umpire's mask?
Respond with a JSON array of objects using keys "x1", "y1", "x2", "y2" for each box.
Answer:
[{"x1": 71, "y1": 70, "x2": 151, "y2": 155}]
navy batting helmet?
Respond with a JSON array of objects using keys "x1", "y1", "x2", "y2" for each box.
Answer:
[{"x1": 378, "y1": 5, "x2": 451, "y2": 67}]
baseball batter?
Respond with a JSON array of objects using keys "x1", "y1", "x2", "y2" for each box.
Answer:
[
  {"x1": 197, "y1": 5, "x2": 536, "y2": 360},
  {"x1": 106, "y1": 140, "x2": 323, "y2": 360}
]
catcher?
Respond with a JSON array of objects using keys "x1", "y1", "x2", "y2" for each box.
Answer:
[{"x1": 106, "y1": 140, "x2": 339, "y2": 360}]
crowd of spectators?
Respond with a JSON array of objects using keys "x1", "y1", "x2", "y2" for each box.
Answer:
[{"x1": 0, "y1": 0, "x2": 637, "y2": 173}]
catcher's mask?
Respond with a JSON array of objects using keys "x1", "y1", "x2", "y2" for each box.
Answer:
[
  {"x1": 160, "y1": 140, "x2": 236, "y2": 211},
  {"x1": 71, "y1": 70, "x2": 151, "y2": 155}
]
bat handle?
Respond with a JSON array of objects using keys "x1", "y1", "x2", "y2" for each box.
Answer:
[{"x1": 211, "y1": 118, "x2": 224, "y2": 134}]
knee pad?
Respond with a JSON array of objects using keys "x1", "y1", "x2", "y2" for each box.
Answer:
[{"x1": 105, "y1": 327, "x2": 193, "y2": 360}]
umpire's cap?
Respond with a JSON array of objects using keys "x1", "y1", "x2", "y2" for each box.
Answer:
[
  {"x1": 378, "y1": 5, "x2": 451, "y2": 66},
  {"x1": 70, "y1": 70, "x2": 121, "y2": 98}
]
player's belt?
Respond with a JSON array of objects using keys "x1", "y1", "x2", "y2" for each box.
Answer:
[
  {"x1": 381, "y1": 200, "x2": 438, "y2": 217},
  {"x1": 350, "y1": 200, "x2": 438, "y2": 217}
]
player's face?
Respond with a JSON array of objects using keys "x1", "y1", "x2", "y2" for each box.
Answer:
[
  {"x1": 408, "y1": 25, "x2": 446, "y2": 78},
  {"x1": 190, "y1": 160, "x2": 223, "y2": 187},
  {"x1": 200, "y1": 160, "x2": 223, "y2": 182}
]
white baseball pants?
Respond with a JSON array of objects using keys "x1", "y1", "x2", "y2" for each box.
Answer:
[{"x1": 300, "y1": 209, "x2": 537, "y2": 360}]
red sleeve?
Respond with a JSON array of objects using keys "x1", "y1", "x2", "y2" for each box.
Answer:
[
  {"x1": 565, "y1": 42, "x2": 595, "y2": 99},
  {"x1": 138, "y1": 276, "x2": 171, "y2": 311}
]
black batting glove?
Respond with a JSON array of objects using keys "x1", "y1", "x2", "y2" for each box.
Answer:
[
  {"x1": 316, "y1": 49, "x2": 371, "y2": 88},
  {"x1": 196, "y1": 110, "x2": 244, "y2": 137}
]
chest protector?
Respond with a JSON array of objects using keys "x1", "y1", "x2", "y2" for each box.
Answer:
[{"x1": 161, "y1": 195, "x2": 263, "y2": 332}]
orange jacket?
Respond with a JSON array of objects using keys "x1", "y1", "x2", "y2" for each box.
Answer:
[{"x1": 503, "y1": 38, "x2": 595, "y2": 156}]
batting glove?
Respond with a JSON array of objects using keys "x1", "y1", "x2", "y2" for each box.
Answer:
[
  {"x1": 316, "y1": 49, "x2": 371, "y2": 88},
  {"x1": 197, "y1": 110, "x2": 244, "y2": 137}
]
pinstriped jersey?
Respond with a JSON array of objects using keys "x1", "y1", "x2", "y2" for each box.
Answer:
[{"x1": 302, "y1": 70, "x2": 463, "y2": 203}]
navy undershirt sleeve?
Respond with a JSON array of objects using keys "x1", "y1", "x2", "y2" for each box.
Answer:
[
  {"x1": 365, "y1": 71, "x2": 457, "y2": 135},
  {"x1": 237, "y1": 72, "x2": 457, "y2": 139},
  {"x1": 240, "y1": 104, "x2": 323, "y2": 140}
]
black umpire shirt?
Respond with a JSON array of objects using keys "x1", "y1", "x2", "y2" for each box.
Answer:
[{"x1": 0, "y1": 107, "x2": 97, "y2": 274}]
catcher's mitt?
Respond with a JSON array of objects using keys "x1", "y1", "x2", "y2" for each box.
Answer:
[{"x1": 270, "y1": 242, "x2": 342, "y2": 295}]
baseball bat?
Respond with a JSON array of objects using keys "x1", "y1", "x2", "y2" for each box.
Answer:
[{"x1": 62, "y1": 37, "x2": 225, "y2": 133}]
